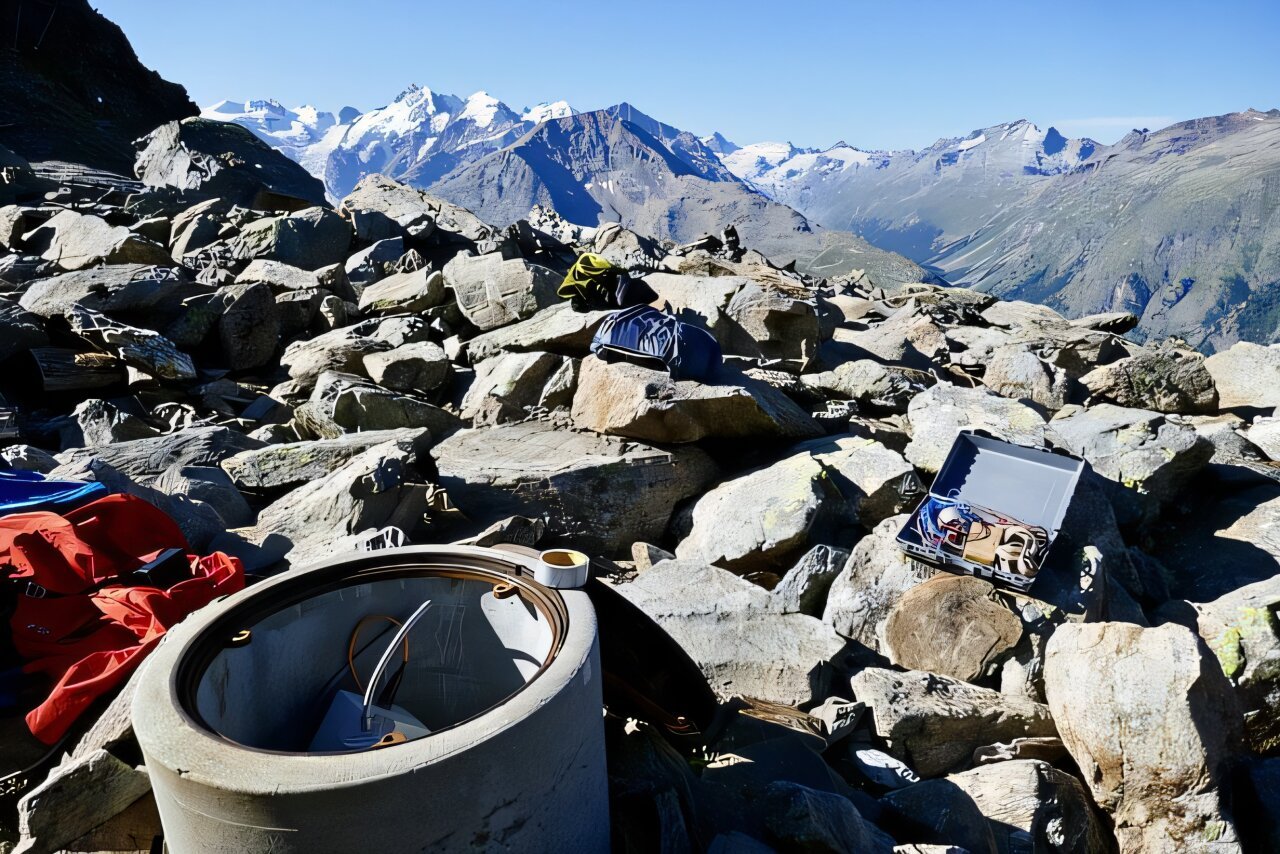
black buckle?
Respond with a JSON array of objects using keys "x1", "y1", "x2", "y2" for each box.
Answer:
[{"x1": 23, "y1": 581, "x2": 48, "y2": 599}]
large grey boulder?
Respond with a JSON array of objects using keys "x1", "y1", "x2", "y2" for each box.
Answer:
[
  {"x1": 773, "y1": 545, "x2": 850, "y2": 617},
  {"x1": 589, "y1": 221, "x2": 664, "y2": 270},
  {"x1": 982, "y1": 344, "x2": 1068, "y2": 411},
  {"x1": 642, "y1": 272, "x2": 743, "y2": 342},
  {"x1": 213, "y1": 283, "x2": 279, "y2": 371},
  {"x1": 241, "y1": 437, "x2": 429, "y2": 567},
  {"x1": 275, "y1": 289, "x2": 323, "y2": 337},
  {"x1": 1080, "y1": 348, "x2": 1218, "y2": 414},
  {"x1": 823, "y1": 515, "x2": 920, "y2": 651},
  {"x1": 758, "y1": 781, "x2": 894, "y2": 854},
  {"x1": 281, "y1": 322, "x2": 398, "y2": 384},
  {"x1": 724, "y1": 282, "x2": 821, "y2": 365},
  {"x1": 465, "y1": 303, "x2": 611, "y2": 362},
  {"x1": 1044, "y1": 622, "x2": 1243, "y2": 853},
  {"x1": 53, "y1": 426, "x2": 262, "y2": 481},
  {"x1": 221, "y1": 429, "x2": 431, "y2": 492},
  {"x1": 433, "y1": 420, "x2": 717, "y2": 556},
  {"x1": 363, "y1": 341, "x2": 451, "y2": 394},
  {"x1": 356, "y1": 268, "x2": 445, "y2": 314},
  {"x1": 571, "y1": 358, "x2": 822, "y2": 443},
  {"x1": 850, "y1": 667, "x2": 1057, "y2": 777},
  {"x1": 978, "y1": 300, "x2": 1126, "y2": 379},
  {"x1": 837, "y1": 301, "x2": 946, "y2": 367},
  {"x1": 231, "y1": 207, "x2": 353, "y2": 270},
  {"x1": 153, "y1": 465, "x2": 252, "y2": 527},
  {"x1": 1190, "y1": 575, "x2": 1280, "y2": 754},
  {"x1": 234, "y1": 259, "x2": 319, "y2": 292},
  {"x1": 22, "y1": 210, "x2": 171, "y2": 271},
  {"x1": 296, "y1": 371, "x2": 458, "y2": 438},
  {"x1": 1203, "y1": 342, "x2": 1280, "y2": 410},
  {"x1": 61, "y1": 399, "x2": 159, "y2": 449},
  {"x1": 461, "y1": 351, "x2": 570, "y2": 426},
  {"x1": 16, "y1": 749, "x2": 151, "y2": 854},
  {"x1": 882, "y1": 574, "x2": 1023, "y2": 683},
  {"x1": 442, "y1": 252, "x2": 560, "y2": 331},
  {"x1": 676, "y1": 452, "x2": 834, "y2": 573},
  {"x1": 945, "y1": 760, "x2": 1109, "y2": 854},
  {"x1": 1050, "y1": 403, "x2": 1212, "y2": 503},
  {"x1": 0, "y1": 297, "x2": 49, "y2": 361},
  {"x1": 801, "y1": 360, "x2": 931, "y2": 414},
  {"x1": 168, "y1": 198, "x2": 226, "y2": 259},
  {"x1": 801, "y1": 435, "x2": 914, "y2": 526},
  {"x1": 339, "y1": 174, "x2": 493, "y2": 244},
  {"x1": 134, "y1": 117, "x2": 327, "y2": 210},
  {"x1": 905, "y1": 383, "x2": 1048, "y2": 473},
  {"x1": 19, "y1": 265, "x2": 181, "y2": 319},
  {"x1": 880, "y1": 779, "x2": 998, "y2": 854},
  {"x1": 617, "y1": 559, "x2": 849, "y2": 706},
  {"x1": 344, "y1": 236, "x2": 405, "y2": 288}
]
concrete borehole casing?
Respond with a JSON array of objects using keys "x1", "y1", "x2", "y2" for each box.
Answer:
[{"x1": 132, "y1": 545, "x2": 609, "y2": 853}]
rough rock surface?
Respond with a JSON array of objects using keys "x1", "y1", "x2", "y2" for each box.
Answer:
[
  {"x1": 24, "y1": 210, "x2": 172, "y2": 271},
  {"x1": 945, "y1": 759, "x2": 1108, "y2": 854},
  {"x1": 851, "y1": 667, "x2": 1057, "y2": 777},
  {"x1": 618, "y1": 559, "x2": 850, "y2": 706},
  {"x1": 134, "y1": 117, "x2": 327, "y2": 209},
  {"x1": 823, "y1": 516, "x2": 921, "y2": 651},
  {"x1": 434, "y1": 420, "x2": 717, "y2": 556},
  {"x1": 1051, "y1": 403, "x2": 1212, "y2": 503},
  {"x1": 572, "y1": 358, "x2": 822, "y2": 443},
  {"x1": 1044, "y1": 622, "x2": 1243, "y2": 853},
  {"x1": 1080, "y1": 348, "x2": 1219, "y2": 414},
  {"x1": 905, "y1": 384, "x2": 1048, "y2": 472},
  {"x1": 1190, "y1": 575, "x2": 1280, "y2": 754},
  {"x1": 677, "y1": 452, "x2": 834, "y2": 573},
  {"x1": 1203, "y1": 342, "x2": 1280, "y2": 410},
  {"x1": 882, "y1": 575, "x2": 1023, "y2": 683},
  {"x1": 443, "y1": 252, "x2": 559, "y2": 330}
]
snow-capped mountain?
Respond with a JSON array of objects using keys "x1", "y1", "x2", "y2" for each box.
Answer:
[
  {"x1": 206, "y1": 86, "x2": 565, "y2": 200},
  {"x1": 201, "y1": 99, "x2": 348, "y2": 180},
  {"x1": 522, "y1": 101, "x2": 576, "y2": 124},
  {"x1": 718, "y1": 120, "x2": 1098, "y2": 259}
]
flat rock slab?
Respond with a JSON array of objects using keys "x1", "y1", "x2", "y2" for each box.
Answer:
[
  {"x1": 54, "y1": 426, "x2": 262, "y2": 481},
  {"x1": 1204, "y1": 342, "x2": 1280, "y2": 410},
  {"x1": 851, "y1": 667, "x2": 1056, "y2": 778},
  {"x1": 572, "y1": 357, "x2": 821, "y2": 443},
  {"x1": 221, "y1": 428, "x2": 431, "y2": 491},
  {"x1": 617, "y1": 558, "x2": 850, "y2": 707},
  {"x1": 433, "y1": 420, "x2": 718, "y2": 556},
  {"x1": 465, "y1": 303, "x2": 611, "y2": 362},
  {"x1": 882, "y1": 574, "x2": 1023, "y2": 683}
]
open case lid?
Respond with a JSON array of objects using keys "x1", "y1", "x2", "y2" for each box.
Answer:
[{"x1": 931, "y1": 430, "x2": 1085, "y2": 538}]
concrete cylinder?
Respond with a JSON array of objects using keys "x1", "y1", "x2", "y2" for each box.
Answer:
[{"x1": 133, "y1": 545, "x2": 608, "y2": 853}]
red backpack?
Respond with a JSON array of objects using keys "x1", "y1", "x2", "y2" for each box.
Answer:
[{"x1": 2, "y1": 494, "x2": 244, "y2": 744}]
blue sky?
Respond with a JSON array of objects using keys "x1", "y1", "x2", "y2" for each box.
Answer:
[{"x1": 96, "y1": 0, "x2": 1279, "y2": 150}]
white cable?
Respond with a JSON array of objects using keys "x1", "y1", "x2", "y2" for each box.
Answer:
[{"x1": 362, "y1": 599, "x2": 432, "y2": 731}]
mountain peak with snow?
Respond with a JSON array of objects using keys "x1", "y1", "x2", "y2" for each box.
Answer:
[{"x1": 522, "y1": 100, "x2": 576, "y2": 125}]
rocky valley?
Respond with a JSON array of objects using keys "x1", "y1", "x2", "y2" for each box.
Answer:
[{"x1": 0, "y1": 1, "x2": 1278, "y2": 852}]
